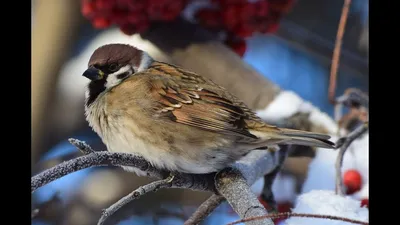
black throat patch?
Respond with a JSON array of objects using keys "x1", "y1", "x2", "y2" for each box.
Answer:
[{"x1": 86, "y1": 79, "x2": 106, "y2": 106}]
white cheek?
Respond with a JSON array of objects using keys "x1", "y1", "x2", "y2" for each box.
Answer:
[{"x1": 105, "y1": 65, "x2": 132, "y2": 89}]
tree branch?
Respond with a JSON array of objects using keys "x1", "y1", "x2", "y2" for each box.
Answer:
[
  {"x1": 32, "y1": 140, "x2": 284, "y2": 225},
  {"x1": 328, "y1": 0, "x2": 352, "y2": 103},
  {"x1": 335, "y1": 122, "x2": 369, "y2": 195},
  {"x1": 98, "y1": 177, "x2": 173, "y2": 225},
  {"x1": 184, "y1": 194, "x2": 225, "y2": 225}
]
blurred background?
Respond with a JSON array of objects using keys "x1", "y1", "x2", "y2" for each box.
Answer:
[{"x1": 31, "y1": 0, "x2": 368, "y2": 224}]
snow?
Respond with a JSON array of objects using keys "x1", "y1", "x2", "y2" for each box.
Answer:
[
  {"x1": 255, "y1": 90, "x2": 369, "y2": 225},
  {"x1": 256, "y1": 90, "x2": 340, "y2": 134},
  {"x1": 256, "y1": 90, "x2": 368, "y2": 199},
  {"x1": 285, "y1": 190, "x2": 368, "y2": 225},
  {"x1": 302, "y1": 132, "x2": 368, "y2": 198}
]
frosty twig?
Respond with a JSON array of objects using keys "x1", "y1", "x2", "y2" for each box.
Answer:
[
  {"x1": 227, "y1": 212, "x2": 369, "y2": 225},
  {"x1": 184, "y1": 194, "x2": 225, "y2": 225}
]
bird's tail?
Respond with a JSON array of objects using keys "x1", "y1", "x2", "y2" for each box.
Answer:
[{"x1": 253, "y1": 127, "x2": 336, "y2": 149}]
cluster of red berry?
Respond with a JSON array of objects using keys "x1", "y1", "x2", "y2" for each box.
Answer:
[
  {"x1": 81, "y1": 0, "x2": 188, "y2": 35},
  {"x1": 81, "y1": 0, "x2": 294, "y2": 58},
  {"x1": 196, "y1": 0, "x2": 294, "y2": 56}
]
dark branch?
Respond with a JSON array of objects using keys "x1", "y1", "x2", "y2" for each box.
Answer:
[
  {"x1": 335, "y1": 122, "x2": 369, "y2": 195},
  {"x1": 183, "y1": 194, "x2": 225, "y2": 225}
]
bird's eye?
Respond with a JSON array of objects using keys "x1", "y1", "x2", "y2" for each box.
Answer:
[{"x1": 109, "y1": 63, "x2": 118, "y2": 72}]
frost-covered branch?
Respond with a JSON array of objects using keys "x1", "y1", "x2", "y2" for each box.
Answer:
[
  {"x1": 98, "y1": 177, "x2": 174, "y2": 225},
  {"x1": 32, "y1": 139, "x2": 283, "y2": 225},
  {"x1": 183, "y1": 194, "x2": 225, "y2": 225}
]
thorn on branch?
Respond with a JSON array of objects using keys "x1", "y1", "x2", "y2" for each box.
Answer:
[
  {"x1": 335, "y1": 122, "x2": 368, "y2": 195},
  {"x1": 227, "y1": 212, "x2": 369, "y2": 225},
  {"x1": 97, "y1": 177, "x2": 173, "y2": 225},
  {"x1": 68, "y1": 138, "x2": 95, "y2": 154},
  {"x1": 184, "y1": 194, "x2": 225, "y2": 225}
]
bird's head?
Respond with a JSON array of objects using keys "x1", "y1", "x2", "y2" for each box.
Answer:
[{"x1": 83, "y1": 43, "x2": 153, "y2": 106}]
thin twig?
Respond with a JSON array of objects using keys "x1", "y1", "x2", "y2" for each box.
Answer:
[
  {"x1": 227, "y1": 212, "x2": 368, "y2": 225},
  {"x1": 69, "y1": 138, "x2": 95, "y2": 154},
  {"x1": 184, "y1": 194, "x2": 225, "y2": 225},
  {"x1": 98, "y1": 177, "x2": 174, "y2": 225},
  {"x1": 335, "y1": 122, "x2": 369, "y2": 195},
  {"x1": 328, "y1": 0, "x2": 352, "y2": 103}
]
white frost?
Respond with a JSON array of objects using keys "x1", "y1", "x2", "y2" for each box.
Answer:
[{"x1": 285, "y1": 190, "x2": 368, "y2": 225}]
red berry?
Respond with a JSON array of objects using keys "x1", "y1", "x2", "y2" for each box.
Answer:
[
  {"x1": 234, "y1": 24, "x2": 254, "y2": 38},
  {"x1": 162, "y1": 0, "x2": 186, "y2": 21},
  {"x1": 81, "y1": 1, "x2": 96, "y2": 18},
  {"x1": 226, "y1": 39, "x2": 247, "y2": 57},
  {"x1": 222, "y1": 5, "x2": 239, "y2": 30},
  {"x1": 120, "y1": 24, "x2": 138, "y2": 35},
  {"x1": 255, "y1": 0, "x2": 270, "y2": 17},
  {"x1": 95, "y1": 0, "x2": 114, "y2": 11},
  {"x1": 218, "y1": 0, "x2": 247, "y2": 7},
  {"x1": 147, "y1": 2, "x2": 164, "y2": 20},
  {"x1": 360, "y1": 198, "x2": 369, "y2": 208},
  {"x1": 343, "y1": 169, "x2": 362, "y2": 195},
  {"x1": 196, "y1": 9, "x2": 221, "y2": 28},
  {"x1": 126, "y1": 13, "x2": 147, "y2": 25},
  {"x1": 92, "y1": 17, "x2": 111, "y2": 28},
  {"x1": 135, "y1": 20, "x2": 150, "y2": 33},
  {"x1": 239, "y1": 3, "x2": 256, "y2": 22}
]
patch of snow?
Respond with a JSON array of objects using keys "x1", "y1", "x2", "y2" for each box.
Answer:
[
  {"x1": 256, "y1": 90, "x2": 339, "y2": 135},
  {"x1": 256, "y1": 91, "x2": 305, "y2": 122},
  {"x1": 285, "y1": 190, "x2": 368, "y2": 225},
  {"x1": 303, "y1": 132, "x2": 368, "y2": 198}
]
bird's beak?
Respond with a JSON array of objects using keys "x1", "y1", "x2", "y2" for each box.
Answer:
[{"x1": 82, "y1": 67, "x2": 104, "y2": 81}]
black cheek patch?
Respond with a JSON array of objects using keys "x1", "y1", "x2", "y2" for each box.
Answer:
[{"x1": 116, "y1": 71, "x2": 131, "y2": 80}]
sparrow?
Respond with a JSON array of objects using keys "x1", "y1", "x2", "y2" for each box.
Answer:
[{"x1": 82, "y1": 43, "x2": 335, "y2": 176}]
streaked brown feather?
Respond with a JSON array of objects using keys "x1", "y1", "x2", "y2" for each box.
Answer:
[{"x1": 147, "y1": 62, "x2": 264, "y2": 139}]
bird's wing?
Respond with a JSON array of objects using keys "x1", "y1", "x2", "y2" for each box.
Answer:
[{"x1": 144, "y1": 62, "x2": 276, "y2": 139}]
